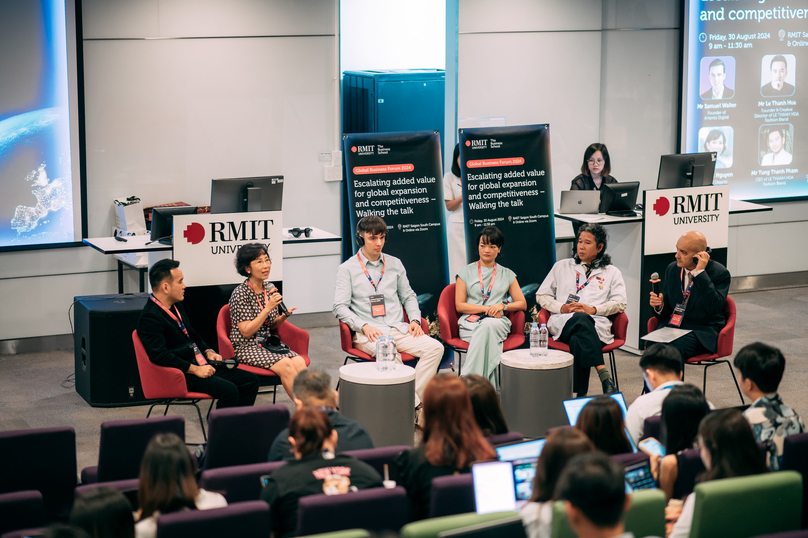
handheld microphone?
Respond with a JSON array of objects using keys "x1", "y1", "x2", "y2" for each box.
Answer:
[
  {"x1": 268, "y1": 284, "x2": 291, "y2": 316},
  {"x1": 650, "y1": 272, "x2": 661, "y2": 295}
]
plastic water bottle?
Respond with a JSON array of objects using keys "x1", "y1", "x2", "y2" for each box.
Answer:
[
  {"x1": 529, "y1": 322, "x2": 540, "y2": 357},
  {"x1": 376, "y1": 336, "x2": 388, "y2": 371},
  {"x1": 539, "y1": 324, "x2": 549, "y2": 356}
]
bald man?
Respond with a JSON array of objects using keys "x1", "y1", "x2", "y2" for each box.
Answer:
[{"x1": 649, "y1": 231, "x2": 731, "y2": 363}]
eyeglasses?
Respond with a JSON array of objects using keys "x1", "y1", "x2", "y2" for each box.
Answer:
[
  {"x1": 289, "y1": 227, "x2": 313, "y2": 238},
  {"x1": 587, "y1": 159, "x2": 605, "y2": 165}
]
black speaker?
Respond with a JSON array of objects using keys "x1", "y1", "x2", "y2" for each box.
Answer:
[{"x1": 73, "y1": 293, "x2": 151, "y2": 407}]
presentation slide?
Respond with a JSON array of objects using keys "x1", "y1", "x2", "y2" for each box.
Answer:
[
  {"x1": 682, "y1": 0, "x2": 808, "y2": 201},
  {"x1": 0, "y1": 0, "x2": 82, "y2": 250}
]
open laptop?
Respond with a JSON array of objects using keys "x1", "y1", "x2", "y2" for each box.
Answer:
[
  {"x1": 495, "y1": 439, "x2": 546, "y2": 502},
  {"x1": 624, "y1": 459, "x2": 656, "y2": 492},
  {"x1": 559, "y1": 190, "x2": 601, "y2": 214},
  {"x1": 562, "y1": 393, "x2": 637, "y2": 453},
  {"x1": 472, "y1": 461, "x2": 518, "y2": 514}
]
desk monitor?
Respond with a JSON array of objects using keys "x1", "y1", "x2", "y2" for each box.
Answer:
[
  {"x1": 210, "y1": 176, "x2": 284, "y2": 214},
  {"x1": 657, "y1": 152, "x2": 717, "y2": 190},
  {"x1": 150, "y1": 206, "x2": 198, "y2": 245},
  {"x1": 600, "y1": 182, "x2": 640, "y2": 217}
]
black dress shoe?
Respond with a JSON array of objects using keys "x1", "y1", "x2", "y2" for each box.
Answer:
[{"x1": 602, "y1": 378, "x2": 618, "y2": 395}]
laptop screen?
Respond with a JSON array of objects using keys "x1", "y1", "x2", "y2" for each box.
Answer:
[
  {"x1": 472, "y1": 461, "x2": 517, "y2": 514},
  {"x1": 495, "y1": 439, "x2": 546, "y2": 462},
  {"x1": 562, "y1": 393, "x2": 629, "y2": 425},
  {"x1": 624, "y1": 459, "x2": 656, "y2": 492}
]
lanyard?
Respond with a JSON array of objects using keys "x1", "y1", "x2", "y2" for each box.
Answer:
[
  {"x1": 680, "y1": 268, "x2": 695, "y2": 305},
  {"x1": 247, "y1": 280, "x2": 271, "y2": 329},
  {"x1": 357, "y1": 253, "x2": 385, "y2": 292},
  {"x1": 477, "y1": 262, "x2": 497, "y2": 305},
  {"x1": 575, "y1": 271, "x2": 597, "y2": 293},
  {"x1": 150, "y1": 296, "x2": 191, "y2": 340}
]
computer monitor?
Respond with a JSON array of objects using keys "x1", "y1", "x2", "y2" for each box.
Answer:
[
  {"x1": 600, "y1": 181, "x2": 640, "y2": 217},
  {"x1": 657, "y1": 152, "x2": 717, "y2": 190},
  {"x1": 210, "y1": 176, "x2": 284, "y2": 214},
  {"x1": 150, "y1": 206, "x2": 198, "y2": 244}
]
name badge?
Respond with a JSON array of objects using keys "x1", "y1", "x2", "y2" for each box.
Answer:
[
  {"x1": 369, "y1": 294, "x2": 386, "y2": 317},
  {"x1": 466, "y1": 314, "x2": 482, "y2": 323},
  {"x1": 190, "y1": 343, "x2": 208, "y2": 366},
  {"x1": 566, "y1": 294, "x2": 580, "y2": 304},
  {"x1": 669, "y1": 303, "x2": 686, "y2": 327}
]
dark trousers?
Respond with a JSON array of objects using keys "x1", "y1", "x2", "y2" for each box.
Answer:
[
  {"x1": 557, "y1": 312, "x2": 606, "y2": 395},
  {"x1": 185, "y1": 367, "x2": 259, "y2": 408},
  {"x1": 668, "y1": 331, "x2": 709, "y2": 366}
]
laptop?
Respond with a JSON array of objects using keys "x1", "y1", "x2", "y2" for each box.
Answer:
[
  {"x1": 472, "y1": 461, "x2": 518, "y2": 514},
  {"x1": 495, "y1": 439, "x2": 546, "y2": 462},
  {"x1": 495, "y1": 439, "x2": 546, "y2": 502},
  {"x1": 624, "y1": 459, "x2": 657, "y2": 492},
  {"x1": 559, "y1": 190, "x2": 601, "y2": 214},
  {"x1": 562, "y1": 393, "x2": 629, "y2": 425}
]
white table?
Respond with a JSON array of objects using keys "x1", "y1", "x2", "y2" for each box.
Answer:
[
  {"x1": 339, "y1": 362, "x2": 416, "y2": 448},
  {"x1": 500, "y1": 349, "x2": 573, "y2": 438},
  {"x1": 83, "y1": 236, "x2": 172, "y2": 293}
]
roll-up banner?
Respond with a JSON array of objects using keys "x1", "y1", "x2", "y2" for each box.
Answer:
[
  {"x1": 343, "y1": 130, "x2": 448, "y2": 329},
  {"x1": 458, "y1": 125, "x2": 556, "y2": 327}
]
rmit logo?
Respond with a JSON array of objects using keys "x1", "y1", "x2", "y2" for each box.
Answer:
[
  {"x1": 671, "y1": 192, "x2": 723, "y2": 214},
  {"x1": 652, "y1": 197, "x2": 671, "y2": 216},
  {"x1": 470, "y1": 140, "x2": 487, "y2": 148},
  {"x1": 183, "y1": 222, "x2": 205, "y2": 244},
  {"x1": 356, "y1": 145, "x2": 374, "y2": 153},
  {"x1": 209, "y1": 220, "x2": 275, "y2": 242}
]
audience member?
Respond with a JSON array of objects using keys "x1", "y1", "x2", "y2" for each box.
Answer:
[
  {"x1": 135, "y1": 433, "x2": 227, "y2": 538},
  {"x1": 734, "y1": 342, "x2": 805, "y2": 470},
  {"x1": 555, "y1": 452, "x2": 635, "y2": 538},
  {"x1": 268, "y1": 369, "x2": 374, "y2": 461},
  {"x1": 667, "y1": 409, "x2": 767, "y2": 538},
  {"x1": 575, "y1": 397, "x2": 632, "y2": 455},
  {"x1": 520, "y1": 428, "x2": 595, "y2": 538},
  {"x1": 461, "y1": 374, "x2": 509, "y2": 438},
  {"x1": 43, "y1": 525, "x2": 90, "y2": 538},
  {"x1": 652, "y1": 385, "x2": 711, "y2": 500},
  {"x1": 70, "y1": 487, "x2": 134, "y2": 538},
  {"x1": 260, "y1": 408, "x2": 382, "y2": 538},
  {"x1": 625, "y1": 343, "x2": 683, "y2": 444},
  {"x1": 395, "y1": 374, "x2": 497, "y2": 520}
]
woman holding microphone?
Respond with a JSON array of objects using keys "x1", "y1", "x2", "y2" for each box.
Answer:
[{"x1": 229, "y1": 243, "x2": 307, "y2": 399}]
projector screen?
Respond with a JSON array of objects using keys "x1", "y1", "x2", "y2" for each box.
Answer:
[
  {"x1": 0, "y1": 0, "x2": 84, "y2": 251},
  {"x1": 681, "y1": 0, "x2": 808, "y2": 202}
]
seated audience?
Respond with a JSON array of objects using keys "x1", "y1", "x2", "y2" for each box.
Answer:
[
  {"x1": 260, "y1": 408, "x2": 382, "y2": 538},
  {"x1": 461, "y1": 374, "x2": 509, "y2": 438},
  {"x1": 138, "y1": 259, "x2": 258, "y2": 408},
  {"x1": 537, "y1": 223, "x2": 626, "y2": 395},
  {"x1": 70, "y1": 487, "x2": 135, "y2": 538},
  {"x1": 520, "y1": 428, "x2": 595, "y2": 538},
  {"x1": 555, "y1": 452, "x2": 633, "y2": 538},
  {"x1": 454, "y1": 226, "x2": 526, "y2": 388},
  {"x1": 651, "y1": 385, "x2": 711, "y2": 500},
  {"x1": 135, "y1": 433, "x2": 227, "y2": 538},
  {"x1": 667, "y1": 409, "x2": 768, "y2": 538},
  {"x1": 229, "y1": 243, "x2": 307, "y2": 399},
  {"x1": 396, "y1": 374, "x2": 497, "y2": 520},
  {"x1": 268, "y1": 369, "x2": 374, "y2": 461},
  {"x1": 625, "y1": 343, "x2": 684, "y2": 444},
  {"x1": 575, "y1": 396, "x2": 632, "y2": 455},
  {"x1": 734, "y1": 342, "x2": 805, "y2": 470},
  {"x1": 43, "y1": 525, "x2": 90, "y2": 538}
]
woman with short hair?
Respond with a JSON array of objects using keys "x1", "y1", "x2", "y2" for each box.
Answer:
[
  {"x1": 461, "y1": 374, "x2": 509, "y2": 437},
  {"x1": 570, "y1": 143, "x2": 617, "y2": 192},
  {"x1": 575, "y1": 397, "x2": 632, "y2": 455}
]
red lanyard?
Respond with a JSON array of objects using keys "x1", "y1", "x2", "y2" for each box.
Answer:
[
  {"x1": 247, "y1": 280, "x2": 271, "y2": 329},
  {"x1": 477, "y1": 262, "x2": 497, "y2": 305},
  {"x1": 357, "y1": 253, "x2": 385, "y2": 292},
  {"x1": 150, "y1": 296, "x2": 191, "y2": 339},
  {"x1": 680, "y1": 268, "x2": 695, "y2": 304},
  {"x1": 575, "y1": 271, "x2": 597, "y2": 293}
]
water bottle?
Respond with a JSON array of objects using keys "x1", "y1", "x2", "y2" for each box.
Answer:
[
  {"x1": 529, "y1": 322, "x2": 540, "y2": 357},
  {"x1": 539, "y1": 324, "x2": 549, "y2": 356},
  {"x1": 376, "y1": 336, "x2": 388, "y2": 371}
]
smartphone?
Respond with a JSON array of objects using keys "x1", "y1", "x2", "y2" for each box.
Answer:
[
  {"x1": 260, "y1": 474, "x2": 271, "y2": 487},
  {"x1": 692, "y1": 246, "x2": 712, "y2": 265},
  {"x1": 638, "y1": 437, "x2": 666, "y2": 458}
]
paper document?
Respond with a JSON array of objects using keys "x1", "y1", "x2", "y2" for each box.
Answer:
[{"x1": 641, "y1": 327, "x2": 692, "y2": 343}]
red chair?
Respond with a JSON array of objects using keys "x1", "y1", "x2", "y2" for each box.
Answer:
[
  {"x1": 537, "y1": 308, "x2": 628, "y2": 390},
  {"x1": 646, "y1": 296, "x2": 741, "y2": 403},
  {"x1": 216, "y1": 304, "x2": 312, "y2": 403},
  {"x1": 132, "y1": 330, "x2": 214, "y2": 441},
  {"x1": 437, "y1": 283, "x2": 526, "y2": 375}
]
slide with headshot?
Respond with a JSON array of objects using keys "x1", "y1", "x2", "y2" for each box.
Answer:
[{"x1": 681, "y1": 0, "x2": 808, "y2": 201}]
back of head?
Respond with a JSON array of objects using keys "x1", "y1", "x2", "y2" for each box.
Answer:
[
  {"x1": 460, "y1": 374, "x2": 509, "y2": 437},
  {"x1": 555, "y1": 452, "x2": 626, "y2": 528},
  {"x1": 639, "y1": 343, "x2": 683, "y2": 378},
  {"x1": 293, "y1": 369, "x2": 335, "y2": 407},
  {"x1": 289, "y1": 407, "x2": 333, "y2": 458},
  {"x1": 422, "y1": 374, "x2": 496, "y2": 469},
  {"x1": 70, "y1": 487, "x2": 134, "y2": 538},
  {"x1": 44, "y1": 524, "x2": 91, "y2": 538},
  {"x1": 148, "y1": 259, "x2": 179, "y2": 290},
  {"x1": 699, "y1": 408, "x2": 767, "y2": 482},
  {"x1": 138, "y1": 433, "x2": 198, "y2": 519},
  {"x1": 530, "y1": 428, "x2": 595, "y2": 503},
  {"x1": 575, "y1": 397, "x2": 631, "y2": 455},
  {"x1": 451, "y1": 143, "x2": 461, "y2": 177},
  {"x1": 733, "y1": 342, "x2": 786, "y2": 394},
  {"x1": 660, "y1": 384, "x2": 710, "y2": 454}
]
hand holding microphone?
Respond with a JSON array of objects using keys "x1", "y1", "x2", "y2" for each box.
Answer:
[
  {"x1": 649, "y1": 272, "x2": 664, "y2": 310},
  {"x1": 267, "y1": 284, "x2": 291, "y2": 317}
]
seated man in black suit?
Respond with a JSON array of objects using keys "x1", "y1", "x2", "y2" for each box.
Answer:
[
  {"x1": 649, "y1": 231, "x2": 731, "y2": 364},
  {"x1": 138, "y1": 259, "x2": 259, "y2": 408}
]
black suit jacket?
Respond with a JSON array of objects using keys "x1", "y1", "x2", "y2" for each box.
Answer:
[
  {"x1": 655, "y1": 260, "x2": 731, "y2": 353},
  {"x1": 137, "y1": 298, "x2": 212, "y2": 373}
]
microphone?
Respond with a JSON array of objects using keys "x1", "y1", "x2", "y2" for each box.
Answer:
[
  {"x1": 650, "y1": 272, "x2": 661, "y2": 295},
  {"x1": 267, "y1": 284, "x2": 291, "y2": 317}
]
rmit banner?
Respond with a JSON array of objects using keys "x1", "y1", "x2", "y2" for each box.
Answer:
[
  {"x1": 644, "y1": 185, "x2": 730, "y2": 255},
  {"x1": 172, "y1": 211, "x2": 282, "y2": 286}
]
